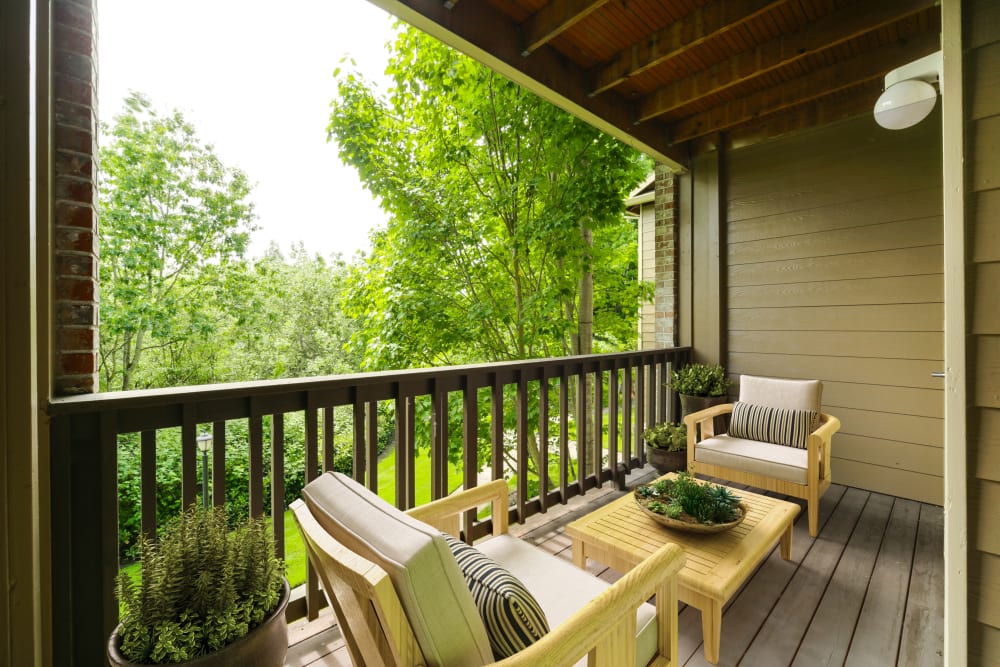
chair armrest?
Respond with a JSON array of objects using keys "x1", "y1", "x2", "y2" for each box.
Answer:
[
  {"x1": 684, "y1": 402, "x2": 734, "y2": 443},
  {"x1": 812, "y1": 413, "x2": 841, "y2": 444},
  {"x1": 491, "y1": 543, "x2": 686, "y2": 667},
  {"x1": 405, "y1": 479, "x2": 510, "y2": 536}
]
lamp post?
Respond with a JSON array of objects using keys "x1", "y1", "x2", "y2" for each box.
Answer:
[{"x1": 196, "y1": 432, "x2": 212, "y2": 509}]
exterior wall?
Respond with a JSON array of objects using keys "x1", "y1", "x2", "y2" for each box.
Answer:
[
  {"x1": 639, "y1": 167, "x2": 678, "y2": 349},
  {"x1": 723, "y1": 113, "x2": 944, "y2": 504},
  {"x1": 52, "y1": 0, "x2": 100, "y2": 396},
  {"x1": 965, "y1": 0, "x2": 1000, "y2": 661}
]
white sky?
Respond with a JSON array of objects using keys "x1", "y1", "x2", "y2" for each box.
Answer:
[{"x1": 97, "y1": 0, "x2": 398, "y2": 260}]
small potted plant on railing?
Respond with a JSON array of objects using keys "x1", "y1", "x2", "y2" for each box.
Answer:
[
  {"x1": 108, "y1": 506, "x2": 289, "y2": 667},
  {"x1": 641, "y1": 422, "x2": 687, "y2": 474}
]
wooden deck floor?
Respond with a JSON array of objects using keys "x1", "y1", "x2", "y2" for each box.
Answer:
[{"x1": 284, "y1": 466, "x2": 944, "y2": 667}]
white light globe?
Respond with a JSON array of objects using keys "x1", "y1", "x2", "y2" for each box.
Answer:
[{"x1": 874, "y1": 79, "x2": 937, "y2": 130}]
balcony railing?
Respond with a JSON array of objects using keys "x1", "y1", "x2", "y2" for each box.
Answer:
[{"x1": 48, "y1": 346, "x2": 690, "y2": 665}]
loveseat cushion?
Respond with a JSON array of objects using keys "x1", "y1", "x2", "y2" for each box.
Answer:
[
  {"x1": 695, "y1": 434, "x2": 808, "y2": 484},
  {"x1": 302, "y1": 472, "x2": 493, "y2": 667},
  {"x1": 728, "y1": 401, "x2": 819, "y2": 449},
  {"x1": 442, "y1": 533, "x2": 549, "y2": 659},
  {"x1": 478, "y1": 534, "x2": 658, "y2": 667}
]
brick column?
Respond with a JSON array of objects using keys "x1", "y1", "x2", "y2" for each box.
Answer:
[
  {"x1": 53, "y1": 0, "x2": 99, "y2": 395},
  {"x1": 653, "y1": 164, "x2": 678, "y2": 347}
]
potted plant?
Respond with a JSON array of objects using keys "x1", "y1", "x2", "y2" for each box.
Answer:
[
  {"x1": 670, "y1": 363, "x2": 732, "y2": 433},
  {"x1": 641, "y1": 422, "x2": 687, "y2": 474},
  {"x1": 108, "y1": 505, "x2": 289, "y2": 666}
]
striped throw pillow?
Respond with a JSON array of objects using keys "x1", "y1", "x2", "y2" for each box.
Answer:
[
  {"x1": 728, "y1": 401, "x2": 819, "y2": 449},
  {"x1": 442, "y1": 534, "x2": 549, "y2": 659}
]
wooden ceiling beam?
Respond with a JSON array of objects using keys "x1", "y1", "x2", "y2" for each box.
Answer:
[
  {"x1": 668, "y1": 30, "x2": 939, "y2": 144},
  {"x1": 365, "y1": 0, "x2": 691, "y2": 169},
  {"x1": 637, "y1": 0, "x2": 937, "y2": 123},
  {"x1": 520, "y1": 0, "x2": 612, "y2": 56},
  {"x1": 588, "y1": 0, "x2": 789, "y2": 97}
]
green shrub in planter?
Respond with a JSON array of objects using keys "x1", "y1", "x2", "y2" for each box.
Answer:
[
  {"x1": 114, "y1": 506, "x2": 285, "y2": 664},
  {"x1": 669, "y1": 363, "x2": 731, "y2": 397},
  {"x1": 641, "y1": 422, "x2": 687, "y2": 452}
]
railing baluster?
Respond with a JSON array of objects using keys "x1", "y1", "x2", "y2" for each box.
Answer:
[
  {"x1": 559, "y1": 370, "x2": 569, "y2": 503},
  {"x1": 491, "y1": 376, "x2": 503, "y2": 481},
  {"x1": 141, "y1": 430, "x2": 156, "y2": 541},
  {"x1": 659, "y1": 356, "x2": 669, "y2": 423},
  {"x1": 593, "y1": 366, "x2": 603, "y2": 485},
  {"x1": 271, "y1": 413, "x2": 285, "y2": 559},
  {"x1": 431, "y1": 386, "x2": 446, "y2": 500},
  {"x1": 182, "y1": 406, "x2": 197, "y2": 509},
  {"x1": 352, "y1": 399, "x2": 365, "y2": 484},
  {"x1": 212, "y1": 421, "x2": 225, "y2": 508},
  {"x1": 636, "y1": 362, "x2": 645, "y2": 466},
  {"x1": 249, "y1": 413, "x2": 264, "y2": 518},
  {"x1": 395, "y1": 393, "x2": 407, "y2": 510},
  {"x1": 322, "y1": 406, "x2": 334, "y2": 473},
  {"x1": 366, "y1": 400, "x2": 378, "y2": 492},
  {"x1": 623, "y1": 362, "x2": 633, "y2": 466},
  {"x1": 306, "y1": 403, "x2": 322, "y2": 621},
  {"x1": 538, "y1": 375, "x2": 549, "y2": 513},
  {"x1": 405, "y1": 395, "x2": 416, "y2": 508},
  {"x1": 608, "y1": 364, "x2": 619, "y2": 489},
  {"x1": 516, "y1": 371, "x2": 528, "y2": 524},
  {"x1": 576, "y1": 372, "x2": 587, "y2": 496},
  {"x1": 462, "y1": 378, "x2": 478, "y2": 540}
]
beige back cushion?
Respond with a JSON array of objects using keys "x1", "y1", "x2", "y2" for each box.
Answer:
[
  {"x1": 302, "y1": 472, "x2": 494, "y2": 666},
  {"x1": 738, "y1": 375, "x2": 823, "y2": 412}
]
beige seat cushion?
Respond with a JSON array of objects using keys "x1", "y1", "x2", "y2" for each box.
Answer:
[
  {"x1": 695, "y1": 434, "x2": 808, "y2": 484},
  {"x1": 739, "y1": 375, "x2": 822, "y2": 412},
  {"x1": 478, "y1": 534, "x2": 658, "y2": 667},
  {"x1": 302, "y1": 472, "x2": 494, "y2": 666}
]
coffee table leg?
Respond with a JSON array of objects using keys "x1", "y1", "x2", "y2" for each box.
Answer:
[
  {"x1": 571, "y1": 538, "x2": 586, "y2": 569},
  {"x1": 702, "y1": 599, "x2": 722, "y2": 664},
  {"x1": 780, "y1": 523, "x2": 793, "y2": 560}
]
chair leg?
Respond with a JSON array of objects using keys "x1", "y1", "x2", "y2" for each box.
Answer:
[{"x1": 807, "y1": 497, "x2": 819, "y2": 537}]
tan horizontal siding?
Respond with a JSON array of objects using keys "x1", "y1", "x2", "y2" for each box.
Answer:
[
  {"x1": 725, "y1": 112, "x2": 943, "y2": 506},
  {"x1": 728, "y1": 186, "x2": 941, "y2": 242},
  {"x1": 729, "y1": 330, "x2": 943, "y2": 360},
  {"x1": 728, "y1": 303, "x2": 943, "y2": 333},
  {"x1": 729, "y1": 245, "x2": 943, "y2": 287},
  {"x1": 967, "y1": 2, "x2": 1000, "y2": 659}
]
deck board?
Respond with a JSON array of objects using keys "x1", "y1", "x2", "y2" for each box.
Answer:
[
  {"x1": 284, "y1": 465, "x2": 943, "y2": 667},
  {"x1": 844, "y1": 498, "x2": 920, "y2": 666}
]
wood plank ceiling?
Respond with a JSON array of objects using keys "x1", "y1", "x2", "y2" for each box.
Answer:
[{"x1": 366, "y1": 0, "x2": 941, "y2": 169}]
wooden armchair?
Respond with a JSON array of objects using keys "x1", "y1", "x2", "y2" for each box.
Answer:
[
  {"x1": 292, "y1": 472, "x2": 686, "y2": 667},
  {"x1": 684, "y1": 375, "x2": 840, "y2": 537}
]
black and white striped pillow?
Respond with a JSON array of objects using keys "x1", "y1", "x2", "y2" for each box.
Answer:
[
  {"x1": 728, "y1": 401, "x2": 819, "y2": 449},
  {"x1": 441, "y1": 534, "x2": 549, "y2": 659}
]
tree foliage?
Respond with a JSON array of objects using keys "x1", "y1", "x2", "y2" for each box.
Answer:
[
  {"x1": 98, "y1": 92, "x2": 256, "y2": 391},
  {"x1": 329, "y1": 28, "x2": 651, "y2": 371}
]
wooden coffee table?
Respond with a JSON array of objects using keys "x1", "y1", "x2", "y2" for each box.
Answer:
[{"x1": 565, "y1": 474, "x2": 800, "y2": 664}]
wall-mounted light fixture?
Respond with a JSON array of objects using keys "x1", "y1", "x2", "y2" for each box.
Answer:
[{"x1": 874, "y1": 51, "x2": 942, "y2": 130}]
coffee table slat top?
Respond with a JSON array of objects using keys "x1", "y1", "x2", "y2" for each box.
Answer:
[{"x1": 566, "y1": 479, "x2": 800, "y2": 601}]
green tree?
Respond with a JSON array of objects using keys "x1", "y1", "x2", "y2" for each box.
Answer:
[
  {"x1": 98, "y1": 92, "x2": 256, "y2": 391},
  {"x1": 329, "y1": 28, "x2": 651, "y2": 479},
  {"x1": 330, "y1": 28, "x2": 650, "y2": 371}
]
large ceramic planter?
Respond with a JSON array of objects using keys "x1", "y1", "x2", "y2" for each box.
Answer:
[
  {"x1": 679, "y1": 394, "x2": 729, "y2": 433},
  {"x1": 645, "y1": 444, "x2": 687, "y2": 475},
  {"x1": 107, "y1": 579, "x2": 290, "y2": 667}
]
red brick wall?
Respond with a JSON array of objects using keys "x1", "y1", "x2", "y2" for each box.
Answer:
[
  {"x1": 52, "y1": 0, "x2": 99, "y2": 395},
  {"x1": 653, "y1": 164, "x2": 678, "y2": 347}
]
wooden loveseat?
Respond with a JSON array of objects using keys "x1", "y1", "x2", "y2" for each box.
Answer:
[
  {"x1": 684, "y1": 375, "x2": 841, "y2": 537},
  {"x1": 292, "y1": 472, "x2": 686, "y2": 667}
]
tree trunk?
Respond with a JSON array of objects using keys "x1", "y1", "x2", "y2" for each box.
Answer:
[{"x1": 575, "y1": 224, "x2": 595, "y2": 456}]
